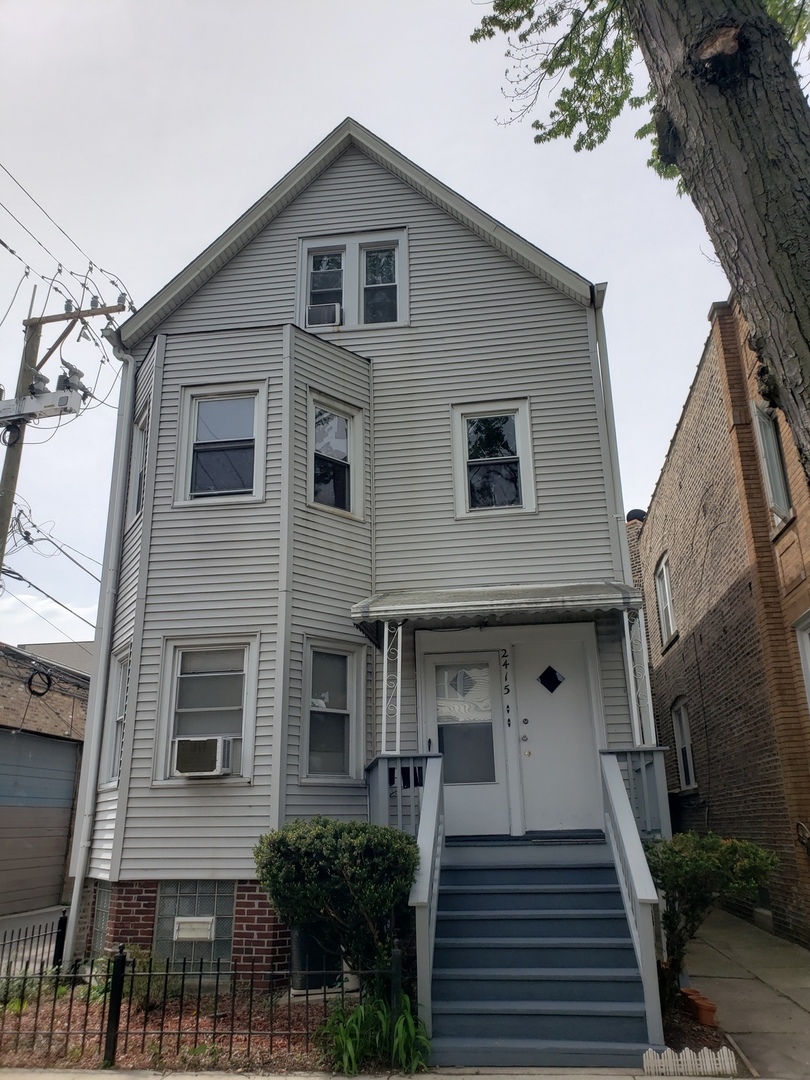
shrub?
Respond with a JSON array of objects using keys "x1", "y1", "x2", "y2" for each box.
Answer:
[
  {"x1": 254, "y1": 817, "x2": 419, "y2": 973},
  {"x1": 645, "y1": 831, "x2": 777, "y2": 1009},
  {"x1": 317, "y1": 992, "x2": 429, "y2": 1075}
]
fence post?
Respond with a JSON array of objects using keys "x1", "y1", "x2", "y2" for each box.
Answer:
[
  {"x1": 103, "y1": 945, "x2": 127, "y2": 1068},
  {"x1": 52, "y1": 909, "x2": 68, "y2": 969},
  {"x1": 390, "y1": 939, "x2": 402, "y2": 1025}
]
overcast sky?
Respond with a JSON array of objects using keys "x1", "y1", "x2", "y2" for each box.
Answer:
[{"x1": 0, "y1": 0, "x2": 730, "y2": 651}]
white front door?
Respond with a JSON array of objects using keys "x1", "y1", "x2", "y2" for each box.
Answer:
[
  {"x1": 423, "y1": 652, "x2": 511, "y2": 836},
  {"x1": 512, "y1": 631, "x2": 603, "y2": 832},
  {"x1": 418, "y1": 626, "x2": 605, "y2": 837}
]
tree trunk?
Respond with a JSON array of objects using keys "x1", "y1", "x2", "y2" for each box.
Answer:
[{"x1": 625, "y1": 0, "x2": 810, "y2": 479}]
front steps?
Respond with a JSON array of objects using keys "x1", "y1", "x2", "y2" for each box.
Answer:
[{"x1": 430, "y1": 839, "x2": 651, "y2": 1068}]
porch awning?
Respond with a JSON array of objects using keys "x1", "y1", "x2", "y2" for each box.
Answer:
[{"x1": 351, "y1": 580, "x2": 641, "y2": 635}]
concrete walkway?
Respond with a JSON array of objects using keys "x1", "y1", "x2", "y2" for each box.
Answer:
[{"x1": 687, "y1": 908, "x2": 810, "y2": 1078}]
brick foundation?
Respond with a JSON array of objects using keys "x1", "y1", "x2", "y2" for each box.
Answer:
[
  {"x1": 232, "y1": 880, "x2": 291, "y2": 968},
  {"x1": 88, "y1": 878, "x2": 289, "y2": 967},
  {"x1": 104, "y1": 881, "x2": 159, "y2": 954}
]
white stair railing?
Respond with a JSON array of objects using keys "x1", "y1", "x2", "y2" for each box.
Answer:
[
  {"x1": 601, "y1": 752, "x2": 665, "y2": 1048},
  {"x1": 408, "y1": 755, "x2": 444, "y2": 1037}
]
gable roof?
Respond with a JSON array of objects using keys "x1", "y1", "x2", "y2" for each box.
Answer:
[{"x1": 119, "y1": 118, "x2": 596, "y2": 349}]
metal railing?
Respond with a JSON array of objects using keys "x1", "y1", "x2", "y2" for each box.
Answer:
[
  {"x1": 408, "y1": 756, "x2": 444, "y2": 1037},
  {"x1": 601, "y1": 752, "x2": 664, "y2": 1049},
  {"x1": 0, "y1": 910, "x2": 66, "y2": 976},
  {"x1": 0, "y1": 952, "x2": 403, "y2": 1069},
  {"x1": 606, "y1": 748, "x2": 671, "y2": 840}
]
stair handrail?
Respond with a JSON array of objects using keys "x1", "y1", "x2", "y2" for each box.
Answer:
[
  {"x1": 408, "y1": 754, "x2": 444, "y2": 1037},
  {"x1": 601, "y1": 752, "x2": 664, "y2": 1048}
]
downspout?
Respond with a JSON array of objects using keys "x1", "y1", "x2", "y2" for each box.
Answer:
[
  {"x1": 64, "y1": 331, "x2": 136, "y2": 962},
  {"x1": 591, "y1": 283, "x2": 633, "y2": 586}
]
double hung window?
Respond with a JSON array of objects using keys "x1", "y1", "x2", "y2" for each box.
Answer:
[
  {"x1": 176, "y1": 383, "x2": 266, "y2": 505},
  {"x1": 172, "y1": 647, "x2": 245, "y2": 775},
  {"x1": 102, "y1": 655, "x2": 130, "y2": 783},
  {"x1": 309, "y1": 392, "x2": 363, "y2": 517},
  {"x1": 753, "y1": 404, "x2": 792, "y2": 528},
  {"x1": 191, "y1": 396, "x2": 255, "y2": 498},
  {"x1": 314, "y1": 408, "x2": 350, "y2": 510},
  {"x1": 671, "y1": 699, "x2": 696, "y2": 790},
  {"x1": 451, "y1": 399, "x2": 535, "y2": 516},
  {"x1": 301, "y1": 231, "x2": 407, "y2": 329},
  {"x1": 304, "y1": 640, "x2": 364, "y2": 780},
  {"x1": 157, "y1": 637, "x2": 258, "y2": 781},
  {"x1": 654, "y1": 555, "x2": 677, "y2": 645}
]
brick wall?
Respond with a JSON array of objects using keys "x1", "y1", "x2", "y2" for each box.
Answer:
[
  {"x1": 104, "y1": 881, "x2": 159, "y2": 953},
  {"x1": 232, "y1": 880, "x2": 290, "y2": 968},
  {"x1": 637, "y1": 300, "x2": 810, "y2": 946}
]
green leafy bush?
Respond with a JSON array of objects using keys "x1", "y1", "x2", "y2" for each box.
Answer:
[
  {"x1": 317, "y1": 992, "x2": 429, "y2": 1075},
  {"x1": 645, "y1": 831, "x2": 777, "y2": 1008},
  {"x1": 254, "y1": 817, "x2": 419, "y2": 974}
]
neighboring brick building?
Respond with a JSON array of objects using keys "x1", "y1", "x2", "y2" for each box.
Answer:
[
  {"x1": 629, "y1": 298, "x2": 810, "y2": 947},
  {"x1": 0, "y1": 642, "x2": 89, "y2": 916}
]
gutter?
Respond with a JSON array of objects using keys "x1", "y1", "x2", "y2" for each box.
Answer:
[{"x1": 64, "y1": 331, "x2": 136, "y2": 962}]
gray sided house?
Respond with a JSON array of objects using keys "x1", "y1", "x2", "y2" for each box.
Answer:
[{"x1": 69, "y1": 119, "x2": 669, "y2": 1067}]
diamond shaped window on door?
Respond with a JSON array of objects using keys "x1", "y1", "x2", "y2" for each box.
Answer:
[
  {"x1": 538, "y1": 666, "x2": 565, "y2": 693},
  {"x1": 449, "y1": 669, "x2": 475, "y2": 696}
]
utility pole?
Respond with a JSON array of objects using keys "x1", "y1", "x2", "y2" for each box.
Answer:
[{"x1": 0, "y1": 294, "x2": 125, "y2": 572}]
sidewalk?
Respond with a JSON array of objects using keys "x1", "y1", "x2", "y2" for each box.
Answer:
[{"x1": 687, "y1": 907, "x2": 810, "y2": 1079}]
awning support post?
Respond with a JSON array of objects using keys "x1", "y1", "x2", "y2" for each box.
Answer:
[
  {"x1": 382, "y1": 620, "x2": 403, "y2": 753},
  {"x1": 623, "y1": 609, "x2": 655, "y2": 745}
]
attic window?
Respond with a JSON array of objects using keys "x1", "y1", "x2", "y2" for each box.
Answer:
[{"x1": 300, "y1": 230, "x2": 408, "y2": 330}]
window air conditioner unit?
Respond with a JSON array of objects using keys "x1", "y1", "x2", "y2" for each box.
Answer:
[
  {"x1": 306, "y1": 303, "x2": 342, "y2": 327},
  {"x1": 174, "y1": 737, "x2": 232, "y2": 777}
]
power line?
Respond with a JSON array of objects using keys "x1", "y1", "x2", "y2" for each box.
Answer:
[
  {"x1": 11, "y1": 509, "x2": 102, "y2": 582},
  {"x1": 0, "y1": 268, "x2": 29, "y2": 330},
  {"x1": 0, "y1": 158, "x2": 136, "y2": 306},
  {"x1": 1, "y1": 566, "x2": 96, "y2": 628},
  {"x1": 2, "y1": 588, "x2": 95, "y2": 648},
  {"x1": 0, "y1": 160, "x2": 93, "y2": 263}
]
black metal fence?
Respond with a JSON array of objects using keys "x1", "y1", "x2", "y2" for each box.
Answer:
[
  {"x1": 0, "y1": 947, "x2": 403, "y2": 1069},
  {"x1": 0, "y1": 911, "x2": 66, "y2": 976}
]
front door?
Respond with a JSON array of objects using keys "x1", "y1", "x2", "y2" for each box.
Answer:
[
  {"x1": 418, "y1": 626, "x2": 604, "y2": 837},
  {"x1": 512, "y1": 631, "x2": 603, "y2": 832},
  {"x1": 423, "y1": 652, "x2": 511, "y2": 836}
]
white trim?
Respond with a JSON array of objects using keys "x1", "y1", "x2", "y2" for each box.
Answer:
[
  {"x1": 654, "y1": 554, "x2": 677, "y2": 645},
  {"x1": 300, "y1": 636, "x2": 366, "y2": 783},
  {"x1": 152, "y1": 634, "x2": 260, "y2": 784},
  {"x1": 751, "y1": 401, "x2": 793, "y2": 528},
  {"x1": 307, "y1": 387, "x2": 364, "y2": 520},
  {"x1": 671, "y1": 698, "x2": 697, "y2": 791},
  {"x1": 173, "y1": 380, "x2": 268, "y2": 507},
  {"x1": 298, "y1": 228, "x2": 409, "y2": 331},
  {"x1": 450, "y1": 398, "x2": 536, "y2": 518},
  {"x1": 98, "y1": 650, "x2": 130, "y2": 786},
  {"x1": 127, "y1": 404, "x2": 149, "y2": 523}
]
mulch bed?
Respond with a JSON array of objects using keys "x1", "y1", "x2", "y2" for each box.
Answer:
[
  {"x1": 664, "y1": 997, "x2": 751, "y2": 1076},
  {"x1": 0, "y1": 989, "x2": 327, "y2": 1071}
]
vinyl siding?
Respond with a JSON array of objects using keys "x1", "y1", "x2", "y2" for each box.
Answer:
[
  {"x1": 155, "y1": 147, "x2": 615, "y2": 587},
  {"x1": 283, "y1": 327, "x2": 372, "y2": 821},
  {"x1": 116, "y1": 327, "x2": 285, "y2": 879},
  {"x1": 595, "y1": 614, "x2": 634, "y2": 748},
  {"x1": 92, "y1": 144, "x2": 628, "y2": 875}
]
